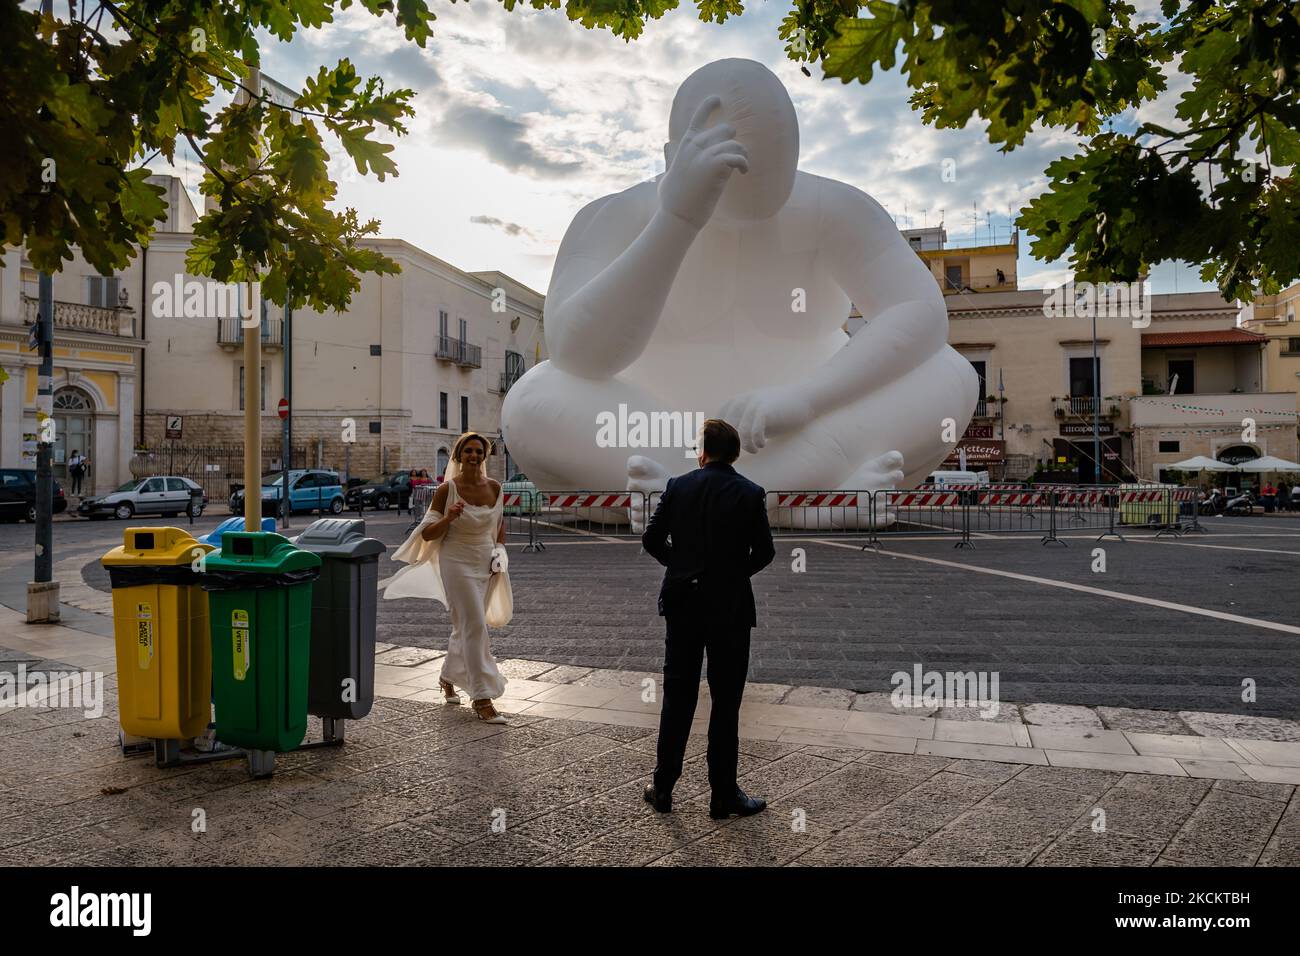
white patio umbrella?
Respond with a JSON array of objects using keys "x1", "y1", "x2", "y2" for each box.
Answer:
[
  {"x1": 1168, "y1": 455, "x2": 1236, "y2": 472},
  {"x1": 1235, "y1": 455, "x2": 1300, "y2": 473}
]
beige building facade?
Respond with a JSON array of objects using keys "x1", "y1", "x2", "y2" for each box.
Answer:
[
  {"x1": 1241, "y1": 279, "x2": 1300, "y2": 413},
  {"x1": 943, "y1": 286, "x2": 1296, "y2": 483},
  {"x1": 0, "y1": 252, "x2": 143, "y2": 497},
  {"x1": 1, "y1": 176, "x2": 545, "y2": 499}
]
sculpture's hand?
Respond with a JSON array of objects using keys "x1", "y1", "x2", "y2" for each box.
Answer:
[
  {"x1": 718, "y1": 384, "x2": 815, "y2": 455},
  {"x1": 658, "y1": 95, "x2": 750, "y2": 230}
]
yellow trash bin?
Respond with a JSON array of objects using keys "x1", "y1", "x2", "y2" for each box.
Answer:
[{"x1": 101, "y1": 527, "x2": 215, "y2": 741}]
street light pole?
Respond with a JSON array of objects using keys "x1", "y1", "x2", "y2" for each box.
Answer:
[
  {"x1": 28, "y1": 0, "x2": 58, "y2": 623},
  {"x1": 1091, "y1": 309, "x2": 1102, "y2": 484}
]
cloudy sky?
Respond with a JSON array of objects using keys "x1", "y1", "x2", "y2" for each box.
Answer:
[{"x1": 159, "y1": 1, "x2": 1212, "y2": 297}]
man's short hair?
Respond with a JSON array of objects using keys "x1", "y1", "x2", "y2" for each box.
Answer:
[{"x1": 701, "y1": 418, "x2": 741, "y2": 464}]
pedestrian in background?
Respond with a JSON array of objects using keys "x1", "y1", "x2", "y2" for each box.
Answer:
[{"x1": 68, "y1": 450, "x2": 89, "y2": 496}]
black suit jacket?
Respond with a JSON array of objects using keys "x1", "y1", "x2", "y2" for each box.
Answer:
[{"x1": 641, "y1": 462, "x2": 776, "y2": 626}]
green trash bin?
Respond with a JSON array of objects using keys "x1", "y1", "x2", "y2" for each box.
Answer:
[{"x1": 200, "y1": 531, "x2": 321, "y2": 771}]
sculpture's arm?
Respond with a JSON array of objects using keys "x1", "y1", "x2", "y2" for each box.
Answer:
[
  {"x1": 545, "y1": 199, "x2": 702, "y2": 379},
  {"x1": 546, "y1": 97, "x2": 749, "y2": 379},
  {"x1": 809, "y1": 183, "x2": 949, "y2": 416}
]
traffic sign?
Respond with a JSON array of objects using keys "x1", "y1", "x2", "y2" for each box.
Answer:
[
  {"x1": 165, "y1": 415, "x2": 183, "y2": 439},
  {"x1": 278, "y1": 398, "x2": 289, "y2": 420}
]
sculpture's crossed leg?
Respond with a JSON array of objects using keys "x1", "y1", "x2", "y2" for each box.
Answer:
[{"x1": 502, "y1": 346, "x2": 979, "y2": 529}]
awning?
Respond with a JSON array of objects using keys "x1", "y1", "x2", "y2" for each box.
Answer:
[
  {"x1": 1167, "y1": 455, "x2": 1236, "y2": 472},
  {"x1": 1235, "y1": 455, "x2": 1300, "y2": 473},
  {"x1": 1141, "y1": 329, "x2": 1265, "y2": 347}
]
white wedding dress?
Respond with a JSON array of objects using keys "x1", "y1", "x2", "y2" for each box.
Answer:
[{"x1": 382, "y1": 477, "x2": 511, "y2": 701}]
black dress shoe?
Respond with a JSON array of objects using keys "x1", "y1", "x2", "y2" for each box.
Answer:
[
  {"x1": 643, "y1": 783, "x2": 672, "y2": 813},
  {"x1": 709, "y1": 787, "x2": 767, "y2": 820}
]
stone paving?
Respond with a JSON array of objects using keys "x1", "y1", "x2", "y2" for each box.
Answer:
[{"x1": 1, "y1": 609, "x2": 1298, "y2": 867}]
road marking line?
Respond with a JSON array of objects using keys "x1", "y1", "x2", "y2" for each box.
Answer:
[
  {"x1": 1126, "y1": 538, "x2": 1300, "y2": 557},
  {"x1": 815, "y1": 538, "x2": 1300, "y2": 636}
]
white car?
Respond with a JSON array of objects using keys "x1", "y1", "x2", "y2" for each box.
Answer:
[{"x1": 78, "y1": 476, "x2": 206, "y2": 520}]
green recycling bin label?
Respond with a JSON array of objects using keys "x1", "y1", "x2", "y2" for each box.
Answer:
[
  {"x1": 231, "y1": 609, "x2": 251, "y2": 681},
  {"x1": 136, "y1": 602, "x2": 153, "y2": 670}
]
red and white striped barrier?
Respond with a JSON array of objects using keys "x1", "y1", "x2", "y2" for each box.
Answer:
[
  {"x1": 1056, "y1": 489, "x2": 1105, "y2": 505},
  {"x1": 886, "y1": 491, "x2": 961, "y2": 507},
  {"x1": 501, "y1": 492, "x2": 524, "y2": 508},
  {"x1": 546, "y1": 492, "x2": 634, "y2": 509},
  {"x1": 1171, "y1": 489, "x2": 1198, "y2": 503},
  {"x1": 1119, "y1": 489, "x2": 1164, "y2": 504},
  {"x1": 977, "y1": 491, "x2": 1043, "y2": 506},
  {"x1": 776, "y1": 492, "x2": 861, "y2": 508}
]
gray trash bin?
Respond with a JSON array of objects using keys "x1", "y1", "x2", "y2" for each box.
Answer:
[{"x1": 293, "y1": 517, "x2": 386, "y2": 743}]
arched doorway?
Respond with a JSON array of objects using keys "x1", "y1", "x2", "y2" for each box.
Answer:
[
  {"x1": 436, "y1": 447, "x2": 450, "y2": 482},
  {"x1": 53, "y1": 387, "x2": 94, "y2": 493}
]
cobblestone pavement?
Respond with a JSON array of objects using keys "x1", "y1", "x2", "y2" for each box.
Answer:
[
  {"x1": 23, "y1": 510, "x2": 1300, "y2": 718},
  {"x1": 3, "y1": 650, "x2": 1297, "y2": 867}
]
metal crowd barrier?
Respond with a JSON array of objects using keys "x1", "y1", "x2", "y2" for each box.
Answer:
[
  {"x1": 534, "y1": 490, "x2": 646, "y2": 547},
  {"x1": 397, "y1": 482, "x2": 1207, "y2": 556}
]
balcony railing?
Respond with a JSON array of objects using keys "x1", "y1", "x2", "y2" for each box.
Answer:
[
  {"x1": 217, "y1": 316, "x2": 284, "y2": 349},
  {"x1": 20, "y1": 295, "x2": 134, "y2": 336},
  {"x1": 436, "y1": 335, "x2": 482, "y2": 368},
  {"x1": 1054, "y1": 396, "x2": 1121, "y2": 418},
  {"x1": 940, "y1": 272, "x2": 1017, "y2": 294},
  {"x1": 499, "y1": 368, "x2": 525, "y2": 394}
]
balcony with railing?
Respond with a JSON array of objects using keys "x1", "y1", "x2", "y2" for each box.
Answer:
[
  {"x1": 499, "y1": 369, "x2": 524, "y2": 394},
  {"x1": 20, "y1": 294, "x2": 135, "y2": 336},
  {"x1": 1053, "y1": 396, "x2": 1123, "y2": 419},
  {"x1": 217, "y1": 315, "x2": 284, "y2": 350},
  {"x1": 436, "y1": 334, "x2": 482, "y2": 368}
]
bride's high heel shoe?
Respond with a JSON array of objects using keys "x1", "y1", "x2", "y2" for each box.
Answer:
[
  {"x1": 471, "y1": 699, "x2": 507, "y2": 724},
  {"x1": 440, "y1": 679, "x2": 460, "y2": 704}
]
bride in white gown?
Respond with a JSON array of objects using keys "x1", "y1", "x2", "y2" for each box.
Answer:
[{"x1": 382, "y1": 432, "x2": 513, "y2": 723}]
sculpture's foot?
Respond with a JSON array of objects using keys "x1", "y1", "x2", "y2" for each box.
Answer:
[
  {"x1": 627, "y1": 455, "x2": 672, "y2": 533},
  {"x1": 846, "y1": 450, "x2": 906, "y2": 492}
]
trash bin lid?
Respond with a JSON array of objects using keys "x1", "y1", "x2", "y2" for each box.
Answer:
[
  {"x1": 294, "y1": 517, "x2": 387, "y2": 559},
  {"x1": 201, "y1": 516, "x2": 276, "y2": 544},
  {"x1": 204, "y1": 531, "x2": 322, "y2": 573},
  {"x1": 101, "y1": 527, "x2": 213, "y2": 567}
]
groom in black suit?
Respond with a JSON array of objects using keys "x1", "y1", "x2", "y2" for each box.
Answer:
[{"x1": 641, "y1": 418, "x2": 776, "y2": 818}]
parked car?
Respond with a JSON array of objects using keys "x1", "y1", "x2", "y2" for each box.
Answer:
[
  {"x1": 78, "y1": 476, "x2": 204, "y2": 520},
  {"x1": 346, "y1": 472, "x2": 414, "y2": 511},
  {"x1": 0, "y1": 468, "x2": 68, "y2": 522},
  {"x1": 502, "y1": 472, "x2": 543, "y2": 515},
  {"x1": 229, "y1": 469, "x2": 345, "y2": 518}
]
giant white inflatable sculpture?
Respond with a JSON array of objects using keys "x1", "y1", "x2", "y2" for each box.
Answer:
[{"x1": 501, "y1": 58, "x2": 977, "y2": 524}]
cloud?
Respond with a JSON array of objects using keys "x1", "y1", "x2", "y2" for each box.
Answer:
[
  {"x1": 469, "y1": 215, "x2": 536, "y2": 240},
  {"x1": 437, "y1": 103, "x2": 584, "y2": 177}
]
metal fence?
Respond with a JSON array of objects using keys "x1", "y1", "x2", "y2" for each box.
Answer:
[
  {"x1": 402, "y1": 482, "x2": 1207, "y2": 555},
  {"x1": 132, "y1": 443, "x2": 307, "y2": 504}
]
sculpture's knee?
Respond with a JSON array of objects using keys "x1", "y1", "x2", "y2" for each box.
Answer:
[{"x1": 501, "y1": 362, "x2": 628, "y2": 488}]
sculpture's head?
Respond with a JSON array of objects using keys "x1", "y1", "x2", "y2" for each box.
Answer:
[{"x1": 666, "y1": 58, "x2": 799, "y2": 222}]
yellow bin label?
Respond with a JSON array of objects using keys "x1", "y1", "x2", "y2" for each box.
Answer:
[
  {"x1": 135, "y1": 602, "x2": 153, "y2": 670},
  {"x1": 231, "y1": 609, "x2": 251, "y2": 682}
]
